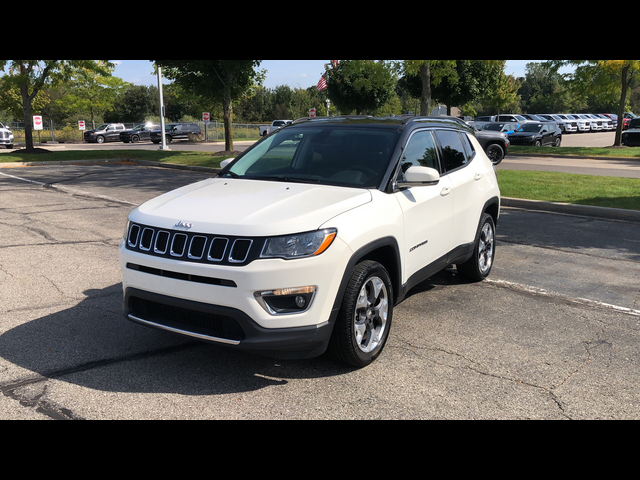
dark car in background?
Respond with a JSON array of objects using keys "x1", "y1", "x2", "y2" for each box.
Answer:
[
  {"x1": 621, "y1": 118, "x2": 640, "y2": 145},
  {"x1": 508, "y1": 122, "x2": 562, "y2": 146},
  {"x1": 84, "y1": 123, "x2": 128, "y2": 144},
  {"x1": 150, "y1": 123, "x2": 202, "y2": 144},
  {"x1": 119, "y1": 123, "x2": 160, "y2": 143}
]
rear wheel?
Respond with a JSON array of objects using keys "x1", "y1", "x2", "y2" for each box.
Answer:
[
  {"x1": 327, "y1": 260, "x2": 393, "y2": 368},
  {"x1": 457, "y1": 213, "x2": 495, "y2": 281},
  {"x1": 485, "y1": 143, "x2": 504, "y2": 165}
]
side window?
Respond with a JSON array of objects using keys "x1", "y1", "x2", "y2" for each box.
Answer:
[
  {"x1": 434, "y1": 130, "x2": 468, "y2": 172},
  {"x1": 399, "y1": 130, "x2": 439, "y2": 181},
  {"x1": 459, "y1": 132, "x2": 475, "y2": 161}
]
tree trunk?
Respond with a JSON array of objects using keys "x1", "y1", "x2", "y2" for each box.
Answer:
[
  {"x1": 419, "y1": 63, "x2": 431, "y2": 116},
  {"x1": 20, "y1": 83, "x2": 34, "y2": 151},
  {"x1": 223, "y1": 95, "x2": 233, "y2": 152},
  {"x1": 614, "y1": 64, "x2": 630, "y2": 147}
]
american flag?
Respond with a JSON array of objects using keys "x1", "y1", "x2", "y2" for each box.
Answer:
[{"x1": 317, "y1": 76, "x2": 327, "y2": 92}]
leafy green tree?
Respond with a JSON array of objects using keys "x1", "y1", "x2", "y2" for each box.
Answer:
[
  {"x1": 401, "y1": 60, "x2": 457, "y2": 115},
  {"x1": 325, "y1": 60, "x2": 396, "y2": 115},
  {"x1": 153, "y1": 60, "x2": 264, "y2": 151},
  {"x1": 548, "y1": 60, "x2": 640, "y2": 146},
  {"x1": 481, "y1": 71, "x2": 522, "y2": 115},
  {"x1": 0, "y1": 60, "x2": 111, "y2": 150},
  {"x1": 105, "y1": 85, "x2": 155, "y2": 124}
]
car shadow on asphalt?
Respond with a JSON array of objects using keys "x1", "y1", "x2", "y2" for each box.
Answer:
[{"x1": 0, "y1": 284, "x2": 358, "y2": 398}]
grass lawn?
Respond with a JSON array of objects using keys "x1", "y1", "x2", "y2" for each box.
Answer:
[
  {"x1": 497, "y1": 170, "x2": 640, "y2": 211},
  {"x1": 0, "y1": 149, "x2": 231, "y2": 169},
  {"x1": 509, "y1": 145, "x2": 640, "y2": 158}
]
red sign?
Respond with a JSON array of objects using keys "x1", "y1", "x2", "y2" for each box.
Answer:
[
  {"x1": 203, "y1": 112, "x2": 210, "y2": 122},
  {"x1": 78, "y1": 120, "x2": 85, "y2": 130},
  {"x1": 309, "y1": 108, "x2": 316, "y2": 118},
  {"x1": 33, "y1": 115, "x2": 43, "y2": 130}
]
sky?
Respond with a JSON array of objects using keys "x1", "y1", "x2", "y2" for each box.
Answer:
[{"x1": 111, "y1": 60, "x2": 543, "y2": 90}]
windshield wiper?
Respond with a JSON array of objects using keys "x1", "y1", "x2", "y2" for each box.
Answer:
[
  {"x1": 243, "y1": 175, "x2": 320, "y2": 184},
  {"x1": 219, "y1": 170, "x2": 239, "y2": 178}
]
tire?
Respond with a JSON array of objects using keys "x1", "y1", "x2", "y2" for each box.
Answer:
[
  {"x1": 485, "y1": 144, "x2": 504, "y2": 165},
  {"x1": 6, "y1": 144, "x2": 13, "y2": 149},
  {"x1": 131, "y1": 135, "x2": 139, "y2": 143},
  {"x1": 534, "y1": 140, "x2": 541, "y2": 146},
  {"x1": 96, "y1": 135, "x2": 105, "y2": 144},
  {"x1": 553, "y1": 137, "x2": 561, "y2": 147},
  {"x1": 327, "y1": 260, "x2": 393, "y2": 368},
  {"x1": 457, "y1": 213, "x2": 496, "y2": 282}
]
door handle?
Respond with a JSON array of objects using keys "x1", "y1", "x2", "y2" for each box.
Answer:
[
  {"x1": 474, "y1": 173, "x2": 483, "y2": 181},
  {"x1": 440, "y1": 186, "x2": 452, "y2": 196}
]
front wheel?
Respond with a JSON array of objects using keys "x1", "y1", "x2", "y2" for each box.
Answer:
[
  {"x1": 327, "y1": 260, "x2": 393, "y2": 368},
  {"x1": 457, "y1": 213, "x2": 495, "y2": 282},
  {"x1": 96, "y1": 135, "x2": 105, "y2": 144}
]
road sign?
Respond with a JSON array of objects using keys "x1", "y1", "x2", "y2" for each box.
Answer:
[
  {"x1": 203, "y1": 112, "x2": 210, "y2": 123},
  {"x1": 78, "y1": 120, "x2": 85, "y2": 130},
  {"x1": 309, "y1": 108, "x2": 316, "y2": 118},
  {"x1": 33, "y1": 116, "x2": 43, "y2": 130}
]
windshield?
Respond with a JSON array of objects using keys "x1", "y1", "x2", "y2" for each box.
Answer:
[
  {"x1": 517, "y1": 124, "x2": 544, "y2": 133},
  {"x1": 628, "y1": 119, "x2": 640, "y2": 129},
  {"x1": 481, "y1": 123, "x2": 506, "y2": 131},
  {"x1": 96, "y1": 124, "x2": 108, "y2": 131},
  {"x1": 221, "y1": 126, "x2": 399, "y2": 188}
]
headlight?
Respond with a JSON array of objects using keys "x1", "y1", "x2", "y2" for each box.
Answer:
[{"x1": 261, "y1": 228, "x2": 337, "y2": 259}]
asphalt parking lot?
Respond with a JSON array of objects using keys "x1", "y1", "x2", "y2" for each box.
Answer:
[{"x1": 1, "y1": 161, "x2": 639, "y2": 419}]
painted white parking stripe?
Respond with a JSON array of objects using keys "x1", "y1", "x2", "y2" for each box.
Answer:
[{"x1": 487, "y1": 278, "x2": 640, "y2": 318}]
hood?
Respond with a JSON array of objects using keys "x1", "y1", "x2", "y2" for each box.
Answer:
[{"x1": 130, "y1": 177, "x2": 372, "y2": 236}]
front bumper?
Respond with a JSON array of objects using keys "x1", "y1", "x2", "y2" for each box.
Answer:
[{"x1": 119, "y1": 235, "x2": 350, "y2": 358}]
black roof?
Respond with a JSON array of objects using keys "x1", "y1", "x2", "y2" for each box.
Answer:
[{"x1": 290, "y1": 115, "x2": 473, "y2": 133}]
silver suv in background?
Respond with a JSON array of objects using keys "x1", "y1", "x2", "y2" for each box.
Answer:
[{"x1": 0, "y1": 122, "x2": 13, "y2": 149}]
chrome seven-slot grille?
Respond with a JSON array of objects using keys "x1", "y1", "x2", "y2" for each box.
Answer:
[{"x1": 126, "y1": 222, "x2": 264, "y2": 266}]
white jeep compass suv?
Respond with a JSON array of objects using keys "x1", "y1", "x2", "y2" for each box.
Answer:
[{"x1": 120, "y1": 116, "x2": 500, "y2": 367}]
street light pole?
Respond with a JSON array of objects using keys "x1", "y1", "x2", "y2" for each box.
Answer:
[{"x1": 157, "y1": 65, "x2": 170, "y2": 151}]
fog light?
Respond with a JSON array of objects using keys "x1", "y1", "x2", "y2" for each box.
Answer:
[{"x1": 255, "y1": 286, "x2": 317, "y2": 315}]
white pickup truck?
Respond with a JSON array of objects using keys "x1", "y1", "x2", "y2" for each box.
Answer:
[{"x1": 258, "y1": 120, "x2": 292, "y2": 137}]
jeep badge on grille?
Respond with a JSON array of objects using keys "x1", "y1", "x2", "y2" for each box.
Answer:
[{"x1": 174, "y1": 221, "x2": 193, "y2": 230}]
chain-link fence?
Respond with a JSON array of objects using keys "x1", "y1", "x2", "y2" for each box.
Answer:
[{"x1": 5, "y1": 120, "x2": 268, "y2": 145}]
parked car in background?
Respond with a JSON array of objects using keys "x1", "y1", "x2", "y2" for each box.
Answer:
[
  {"x1": 84, "y1": 123, "x2": 128, "y2": 143},
  {"x1": 508, "y1": 122, "x2": 562, "y2": 146},
  {"x1": 120, "y1": 123, "x2": 160, "y2": 143},
  {"x1": 621, "y1": 118, "x2": 640, "y2": 145},
  {"x1": 259, "y1": 120, "x2": 293, "y2": 137},
  {"x1": 480, "y1": 122, "x2": 520, "y2": 135},
  {"x1": 0, "y1": 122, "x2": 14, "y2": 149},
  {"x1": 566, "y1": 114, "x2": 592, "y2": 132},
  {"x1": 537, "y1": 114, "x2": 577, "y2": 134},
  {"x1": 495, "y1": 114, "x2": 529, "y2": 123},
  {"x1": 522, "y1": 114, "x2": 547, "y2": 122},
  {"x1": 150, "y1": 123, "x2": 202, "y2": 144},
  {"x1": 599, "y1": 114, "x2": 618, "y2": 130}
]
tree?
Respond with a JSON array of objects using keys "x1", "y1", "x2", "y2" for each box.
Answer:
[
  {"x1": 549, "y1": 60, "x2": 640, "y2": 146},
  {"x1": 481, "y1": 71, "x2": 522, "y2": 115},
  {"x1": 152, "y1": 60, "x2": 264, "y2": 151},
  {"x1": 400, "y1": 60, "x2": 503, "y2": 115},
  {"x1": 61, "y1": 61, "x2": 129, "y2": 129},
  {"x1": 401, "y1": 60, "x2": 457, "y2": 115},
  {"x1": 0, "y1": 60, "x2": 112, "y2": 151},
  {"x1": 325, "y1": 60, "x2": 396, "y2": 115}
]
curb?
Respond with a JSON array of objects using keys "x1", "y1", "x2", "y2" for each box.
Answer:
[
  {"x1": 501, "y1": 197, "x2": 640, "y2": 223},
  {"x1": 2, "y1": 157, "x2": 639, "y2": 224}
]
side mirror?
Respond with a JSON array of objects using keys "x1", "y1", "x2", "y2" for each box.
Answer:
[
  {"x1": 220, "y1": 158, "x2": 234, "y2": 169},
  {"x1": 403, "y1": 166, "x2": 440, "y2": 185}
]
